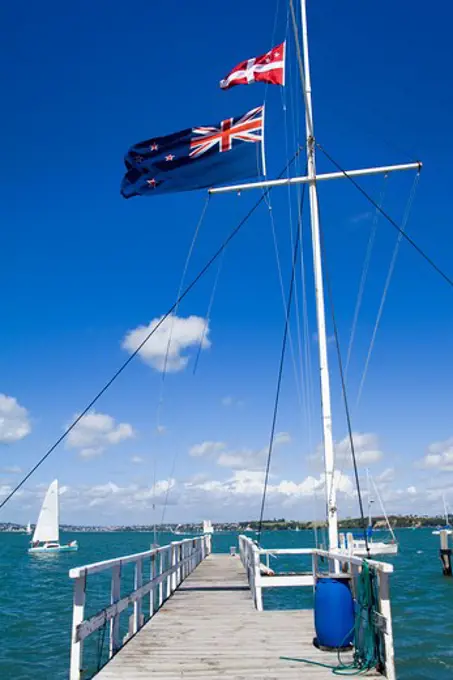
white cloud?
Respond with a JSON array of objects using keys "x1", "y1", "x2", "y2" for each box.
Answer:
[
  {"x1": 79, "y1": 447, "x2": 103, "y2": 459},
  {"x1": 418, "y1": 438, "x2": 453, "y2": 471},
  {"x1": 186, "y1": 468, "x2": 355, "y2": 507},
  {"x1": 5, "y1": 465, "x2": 441, "y2": 522},
  {"x1": 156, "y1": 425, "x2": 167, "y2": 435},
  {"x1": 311, "y1": 432, "x2": 383, "y2": 468},
  {"x1": 78, "y1": 478, "x2": 176, "y2": 509},
  {"x1": 0, "y1": 394, "x2": 31, "y2": 443},
  {"x1": 336, "y1": 432, "x2": 383, "y2": 466},
  {"x1": 189, "y1": 433, "x2": 292, "y2": 471},
  {"x1": 274, "y1": 432, "x2": 291, "y2": 446},
  {"x1": 67, "y1": 411, "x2": 134, "y2": 458},
  {"x1": 131, "y1": 456, "x2": 144, "y2": 464},
  {"x1": 189, "y1": 441, "x2": 226, "y2": 457},
  {"x1": 1, "y1": 466, "x2": 22, "y2": 474},
  {"x1": 122, "y1": 314, "x2": 210, "y2": 373},
  {"x1": 217, "y1": 451, "x2": 254, "y2": 469},
  {"x1": 221, "y1": 396, "x2": 244, "y2": 408}
]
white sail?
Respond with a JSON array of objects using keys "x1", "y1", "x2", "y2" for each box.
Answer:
[{"x1": 32, "y1": 479, "x2": 59, "y2": 543}]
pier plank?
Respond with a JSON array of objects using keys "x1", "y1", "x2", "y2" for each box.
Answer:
[{"x1": 95, "y1": 554, "x2": 379, "y2": 679}]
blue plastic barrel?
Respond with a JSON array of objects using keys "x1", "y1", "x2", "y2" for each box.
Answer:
[{"x1": 314, "y1": 577, "x2": 355, "y2": 649}]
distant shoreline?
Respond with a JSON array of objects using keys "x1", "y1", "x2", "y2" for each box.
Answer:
[{"x1": 0, "y1": 515, "x2": 447, "y2": 533}]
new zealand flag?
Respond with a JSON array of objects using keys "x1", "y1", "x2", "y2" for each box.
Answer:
[{"x1": 121, "y1": 106, "x2": 265, "y2": 198}]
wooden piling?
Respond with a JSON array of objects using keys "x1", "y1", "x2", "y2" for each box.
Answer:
[{"x1": 439, "y1": 530, "x2": 452, "y2": 576}]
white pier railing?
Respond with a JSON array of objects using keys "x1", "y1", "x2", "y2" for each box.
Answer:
[
  {"x1": 69, "y1": 535, "x2": 211, "y2": 680},
  {"x1": 238, "y1": 535, "x2": 395, "y2": 680}
]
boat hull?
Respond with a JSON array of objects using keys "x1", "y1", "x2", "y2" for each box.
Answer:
[
  {"x1": 351, "y1": 541, "x2": 398, "y2": 557},
  {"x1": 28, "y1": 542, "x2": 78, "y2": 554}
]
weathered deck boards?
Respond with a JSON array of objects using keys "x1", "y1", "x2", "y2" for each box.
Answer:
[{"x1": 96, "y1": 554, "x2": 379, "y2": 679}]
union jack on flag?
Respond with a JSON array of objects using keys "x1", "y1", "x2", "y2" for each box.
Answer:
[
  {"x1": 121, "y1": 105, "x2": 266, "y2": 198},
  {"x1": 190, "y1": 106, "x2": 264, "y2": 158}
]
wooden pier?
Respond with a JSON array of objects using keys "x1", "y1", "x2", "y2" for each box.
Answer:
[
  {"x1": 69, "y1": 535, "x2": 395, "y2": 679},
  {"x1": 96, "y1": 552, "x2": 360, "y2": 679}
]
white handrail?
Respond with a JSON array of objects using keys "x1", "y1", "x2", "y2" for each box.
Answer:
[
  {"x1": 69, "y1": 537, "x2": 198, "y2": 578},
  {"x1": 69, "y1": 535, "x2": 211, "y2": 680},
  {"x1": 314, "y1": 548, "x2": 394, "y2": 573},
  {"x1": 258, "y1": 547, "x2": 314, "y2": 555}
]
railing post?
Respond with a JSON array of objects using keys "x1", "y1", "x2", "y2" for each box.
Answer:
[
  {"x1": 379, "y1": 572, "x2": 396, "y2": 680},
  {"x1": 150, "y1": 553, "x2": 155, "y2": 618},
  {"x1": 158, "y1": 552, "x2": 163, "y2": 607},
  {"x1": 182, "y1": 542, "x2": 186, "y2": 579},
  {"x1": 109, "y1": 563, "x2": 121, "y2": 657},
  {"x1": 70, "y1": 573, "x2": 86, "y2": 680},
  {"x1": 312, "y1": 552, "x2": 318, "y2": 592},
  {"x1": 253, "y1": 544, "x2": 263, "y2": 611},
  {"x1": 171, "y1": 542, "x2": 177, "y2": 591},
  {"x1": 166, "y1": 547, "x2": 171, "y2": 599},
  {"x1": 133, "y1": 558, "x2": 143, "y2": 633}
]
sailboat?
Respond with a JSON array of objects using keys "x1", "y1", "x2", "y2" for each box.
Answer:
[
  {"x1": 171, "y1": 523, "x2": 193, "y2": 536},
  {"x1": 28, "y1": 480, "x2": 78, "y2": 553},
  {"x1": 342, "y1": 470, "x2": 398, "y2": 556},
  {"x1": 432, "y1": 495, "x2": 452, "y2": 535}
]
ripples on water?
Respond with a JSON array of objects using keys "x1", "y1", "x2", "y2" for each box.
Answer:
[{"x1": 0, "y1": 529, "x2": 451, "y2": 679}]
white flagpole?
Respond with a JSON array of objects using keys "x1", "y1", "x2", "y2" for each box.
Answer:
[{"x1": 300, "y1": 0, "x2": 338, "y2": 550}]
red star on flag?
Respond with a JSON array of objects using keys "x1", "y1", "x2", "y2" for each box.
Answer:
[
  {"x1": 165, "y1": 154, "x2": 175, "y2": 161},
  {"x1": 150, "y1": 142, "x2": 159, "y2": 151},
  {"x1": 146, "y1": 178, "x2": 157, "y2": 188}
]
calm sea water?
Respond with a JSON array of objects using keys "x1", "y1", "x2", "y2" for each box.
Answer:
[{"x1": 0, "y1": 528, "x2": 451, "y2": 679}]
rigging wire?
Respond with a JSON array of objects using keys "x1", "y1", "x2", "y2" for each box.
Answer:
[
  {"x1": 0, "y1": 151, "x2": 302, "y2": 512},
  {"x1": 316, "y1": 144, "x2": 453, "y2": 290},
  {"x1": 263, "y1": 6, "x2": 308, "y2": 416},
  {"x1": 257, "y1": 182, "x2": 307, "y2": 543},
  {"x1": 345, "y1": 175, "x2": 388, "y2": 380},
  {"x1": 155, "y1": 194, "x2": 211, "y2": 428},
  {"x1": 316, "y1": 195, "x2": 370, "y2": 555},
  {"x1": 192, "y1": 248, "x2": 225, "y2": 375},
  {"x1": 153, "y1": 196, "x2": 210, "y2": 526},
  {"x1": 160, "y1": 451, "x2": 178, "y2": 526},
  {"x1": 265, "y1": 184, "x2": 305, "y2": 410},
  {"x1": 356, "y1": 172, "x2": 420, "y2": 408}
]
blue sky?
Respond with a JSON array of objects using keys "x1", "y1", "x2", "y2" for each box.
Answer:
[{"x1": 1, "y1": 0, "x2": 453, "y2": 525}]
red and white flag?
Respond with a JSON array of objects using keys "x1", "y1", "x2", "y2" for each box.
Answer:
[{"x1": 220, "y1": 42, "x2": 286, "y2": 90}]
